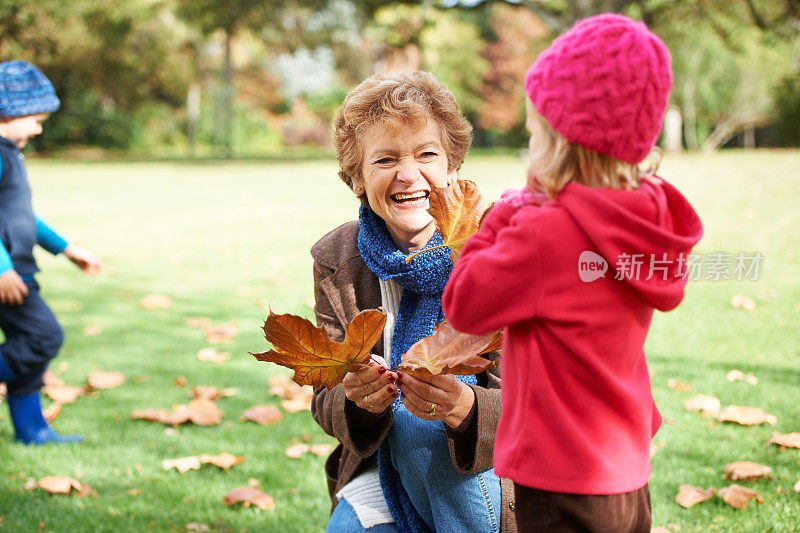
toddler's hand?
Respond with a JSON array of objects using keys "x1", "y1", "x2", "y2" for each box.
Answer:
[
  {"x1": 64, "y1": 244, "x2": 103, "y2": 277},
  {"x1": 0, "y1": 269, "x2": 29, "y2": 306}
]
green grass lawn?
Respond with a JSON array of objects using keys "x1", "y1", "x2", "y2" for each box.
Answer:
[{"x1": 0, "y1": 150, "x2": 798, "y2": 532}]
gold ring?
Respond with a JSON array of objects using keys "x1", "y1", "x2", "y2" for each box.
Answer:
[
  {"x1": 427, "y1": 403, "x2": 436, "y2": 417},
  {"x1": 365, "y1": 398, "x2": 375, "y2": 410}
]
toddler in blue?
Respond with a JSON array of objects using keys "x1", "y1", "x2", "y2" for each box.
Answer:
[{"x1": 0, "y1": 60, "x2": 103, "y2": 445}]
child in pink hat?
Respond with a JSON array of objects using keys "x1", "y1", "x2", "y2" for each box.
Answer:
[{"x1": 443, "y1": 14, "x2": 703, "y2": 532}]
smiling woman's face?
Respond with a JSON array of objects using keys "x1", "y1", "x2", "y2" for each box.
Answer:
[{"x1": 356, "y1": 115, "x2": 454, "y2": 254}]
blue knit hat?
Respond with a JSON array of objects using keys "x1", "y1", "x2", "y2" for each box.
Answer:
[{"x1": 0, "y1": 60, "x2": 60, "y2": 118}]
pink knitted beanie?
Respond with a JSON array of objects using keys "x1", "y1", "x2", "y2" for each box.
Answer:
[{"x1": 524, "y1": 14, "x2": 672, "y2": 164}]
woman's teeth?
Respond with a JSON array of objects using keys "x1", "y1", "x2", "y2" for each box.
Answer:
[{"x1": 391, "y1": 192, "x2": 429, "y2": 204}]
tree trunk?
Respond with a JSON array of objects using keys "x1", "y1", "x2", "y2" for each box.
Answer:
[{"x1": 186, "y1": 81, "x2": 201, "y2": 158}]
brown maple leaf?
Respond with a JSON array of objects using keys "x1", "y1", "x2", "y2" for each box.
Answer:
[
  {"x1": 718, "y1": 405, "x2": 777, "y2": 426},
  {"x1": 239, "y1": 405, "x2": 283, "y2": 426},
  {"x1": 200, "y1": 453, "x2": 245, "y2": 470},
  {"x1": 252, "y1": 308, "x2": 386, "y2": 389},
  {"x1": 723, "y1": 461, "x2": 772, "y2": 481},
  {"x1": 718, "y1": 484, "x2": 763, "y2": 509},
  {"x1": 38, "y1": 476, "x2": 83, "y2": 496},
  {"x1": 405, "y1": 180, "x2": 487, "y2": 265},
  {"x1": 766, "y1": 432, "x2": 800, "y2": 449},
  {"x1": 163, "y1": 457, "x2": 202, "y2": 474},
  {"x1": 223, "y1": 487, "x2": 275, "y2": 510},
  {"x1": 87, "y1": 371, "x2": 125, "y2": 390},
  {"x1": 675, "y1": 484, "x2": 715, "y2": 508},
  {"x1": 398, "y1": 321, "x2": 501, "y2": 377}
]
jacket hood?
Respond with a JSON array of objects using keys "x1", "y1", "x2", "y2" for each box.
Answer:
[{"x1": 557, "y1": 176, "x2": 703, "y2": 311}]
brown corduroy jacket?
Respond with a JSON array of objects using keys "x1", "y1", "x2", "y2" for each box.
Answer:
[{"x1": 310, "y1": 220, "x2": 516, "y2": 532}]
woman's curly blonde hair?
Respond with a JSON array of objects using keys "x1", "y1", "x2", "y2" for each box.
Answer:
[{"x1": 334, "y1": 71, "x2": 472, "y2": 201}]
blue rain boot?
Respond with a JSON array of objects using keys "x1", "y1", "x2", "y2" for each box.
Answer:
[
  {"x1": 7, "y1": 392, "x2": 82, "y2": 445},
  {"x1": 0, "y1": 355, "x2": 15, "y2": 382}
]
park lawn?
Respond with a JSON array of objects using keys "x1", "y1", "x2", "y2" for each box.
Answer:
[{"x1": 0, "y1": 150, "x2": 797, "y2": 532}]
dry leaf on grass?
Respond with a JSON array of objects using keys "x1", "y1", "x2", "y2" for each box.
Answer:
[
  {"x1": 205, "y1": 323, "x2": 238, "y2": 344},
  {"x1": 39, "y1": 476, "x2": 79, "y2": 495},
  {"x1": 730, "y1": 294, "x2": 756, "y2": 310},
  {"x1": 240, "y1": 406, "x2": 283, "y2": 425},
  {"x1": 191, "y1": 386, "x2": 239, "y2": 401},
  {"x1": 285, "y1": 443, "x2": 333, "y2": 459},
  {"x1": 174, "y1": 376, "x2": 187, "y2": 387},
  {"x1": 87, "y1": 371, "x2": 125, "y2": 390},
  {"x1": 667, "y1": 379, "x2": 692, "y2": 392},
  {"x1": 683, "y1": 394, "x2": 721, "y2": 417},
  {"x1": 766, "y1": 432, "x2": 800, "y2": 449},
  {"x1": 794, "y1": 479, "x2": 800, "y2": 493},
  {"x1": 718, "y1": 484, "x2": 763, "y2": 509},
  {"x1": 405, "y1": 180, "x2": 487, "y2": 264},
  {"x1": 185, "y1": 524, "x2": 210, "y2": 532},
  {"x1": 675, "y1": 484, "x2": 715, "y2": 508},
  {"x1": 200, "y1": 453, "x2": 245, "y2": 470},
  {"x1": 726, "y1": 369, "x2": 758, "y2": 385},
  {"x1": 285, "y1": 443, "x2": 309, "y2": 459},
  {"x1": 140, "y1": 294, "x2": 172, "y2": 309},
  {"x1": 43, "y1": 370, "x2": 65, "y2": 387},
  {"x1": 723, "y1": 461, "x2": 772, "y2": 481},
  {"x1": 718, "y1": 406, "x2": 777, "y2": 426},
  {"x1": 252, "y1": 309, "x2": 386, "y2": 389},
  {"x1": 399, "y1": 321, "x2": 501, "y2": 377},
  {"x1": 223, "y1": 487, "x2": 275, "y2": 510},
  {"x1": 43, "y1": 402, "x2": 62, "y2": 423},
  {"x1": 281, "y1": 397, "x2": 312, "y2": 413},
  {"x1": 651, "y1": 528, "x2": 670, "y2": 533},
  {"x1": 132, "y1": 398, "x2": 223, "y2": 427},
  {"x1": 185, "y1": 317, "x2": 211, "y2": 329},
  {"x1": 163, "y1": 457, "x2": 202, "y2": 474},
  {"x1": 197, "y1": 348, "x2": 230, "y2": 364},
  {"x1": 43, "y1": 384, "x2": 85, "y2": 404},
  {"x1": 650, "y1": 442, "x2": 664, "y2": 458},
  {"x1": 82, "y1": 325, "x2": 103, "y2": 336}
]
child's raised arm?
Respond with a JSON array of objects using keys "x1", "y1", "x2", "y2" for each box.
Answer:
[{"x1": 443, "y1": 201, "x2": 541, "y2": 335}]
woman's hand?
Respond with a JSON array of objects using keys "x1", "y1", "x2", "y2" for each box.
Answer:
[
  {"x1": 398, "y1": 372, "x2": 475, "y2": 429},
  {"x1": 342, "y1": 359, "x2": 399, "y2": 415}
]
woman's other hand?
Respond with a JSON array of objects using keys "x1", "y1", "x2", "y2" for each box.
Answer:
[
  {"x1": 343, "y1": 360, "x2": 399, "y2": 415},
  {"x1": 398, "y1": 372, "x2": 475, "y2": 429}
]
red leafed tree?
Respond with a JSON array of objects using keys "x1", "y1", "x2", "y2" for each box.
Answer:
[{"x1": 477, "y1": 4, "x2": 550, "y2": 132}]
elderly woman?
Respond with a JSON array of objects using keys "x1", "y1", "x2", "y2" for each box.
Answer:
[{"x1": 311, "y1": 71, "x2": 514, "y2": 532}]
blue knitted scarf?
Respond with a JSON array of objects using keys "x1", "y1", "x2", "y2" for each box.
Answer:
[{"x1": 357, "y1": 205, "x2": 477, "y2": 533}]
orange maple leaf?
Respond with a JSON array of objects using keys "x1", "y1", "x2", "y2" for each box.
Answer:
[
  {"x1": 406, "y1": 180, "x2": 487, "y2": 264},
  {"x1": 398, "y1": 320, "x2": 501, "y2": 377},
  {"x1": 252, "y1": 309, "x2": 386, "y2": 389}
]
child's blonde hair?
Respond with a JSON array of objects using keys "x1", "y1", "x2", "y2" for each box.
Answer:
[{"x1": 527, "y1": 105, "x2": 662, "y2": 199}]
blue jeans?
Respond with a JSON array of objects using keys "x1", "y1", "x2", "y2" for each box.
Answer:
[
  {"x1": 327, "y1": 498, "x2": 400, "y2": 533},
  {"x1": 388, "y1": 405, "x2": 501, "y2": 532}
]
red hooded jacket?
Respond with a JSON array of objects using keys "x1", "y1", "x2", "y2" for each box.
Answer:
[{"x1": 442, "y1": 176, "x2": 703, "y2": 494}]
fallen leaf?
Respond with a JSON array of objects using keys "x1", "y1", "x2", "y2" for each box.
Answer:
[
  {"x1": 240, "y1": 406, "x2": 283, "y2": 426},
  {"x1": 38, "y1": 476, "x2": 83, "y2": 495},
  {"x1": 726, "y1": 370, "x2": 758, "y2": 385},
  {"x1": 82, "y1": 325, "x2": 103, "y2": 336},
  {"x1": 191, "y1": 386, "x2": 238, "y2": 401},
  {"x1": 87, "y1": 371, "x2": 125, "y2": 390},
  {"x1": 43, "y1": 384, "x2": 85, "y2": 404},
  {"x1": 794, "y1": 479, "x2": 800, "y2": 493},
  {"x1": 730, "y1": 294, "x2": 756, "y2": 310},
  {"x1": 163, "y1": 457, "x2": 202, "y2": 474},
  {"x1": 185, "y1": 317, "x2": 211, "y2": 329},
  {"x1": 174, "y1": 376, "x2": 187, "y2": 387},
  {"x1": 766, "y1": 432, "x2": 800, "y2": 449},
  {"x1": 132, "y1": 399, "x2": 223, "y2": 427},
  {"x1": 252, "y1": 308, "x2": 386, "y2": 389},
  {"x1": 651, "y1": 528, "x2": 670, "y2": 533},
  {"x1": 718, "y1": 484, "x2": 763, "y2": 509},
  {"x1": 650, "y1": 442, "x2": 664, "y2": 458},
  {"x1": 127, "y1": 488, "x2": 140, "y2": 496},
  {"x1": 248, "y1": 478, "x2": 260, "y2": 487},
  {"x1": 140, "y1": 294, "x2": 172, "y2": 309},
  {"x1": 285, "y1": 443, "x2": 308, "y2": 459},
  {"x1": 223, "y1": 487, "x2": 275, "y2": 511},
  {"x1": 281, "y1": 397, "x2": 312, "y2": 413},
  {"x1": 723, "y1": 461, "x2": 772, "y2": 481},
  {"x1": 23, "y1": 478, "x2": 38, "y2": 490},
  {"x1": 43, "y1": 402, "x2": 62, "y2": 423},
  {"x1": 204, "y1": 323, "x2": 238, "y2": 344},
  {"x1": 309, "y1": 444, "x2": 333, "y2": 456},
  {"x1": 76, "y1": 483, "x2": 98, "y2": 498},
  {"x1": 197, "y1": 348, "x2": 230, "y2": 364},
  {"x1": 675, "y1": 484, "x2": 715, "y2": 508},
  {"x1": 683, "y1": 394, "x2": 721, "y2": 417},
  {"x1": 187, "y1": 398, "x2": 224, "y2": 426},
  {"x1": 200, "y1": 453, "x2": 245, "y2": 470},
  {"x1": 399, "y1": 321, "x2": 501, "y2": 377},
  {"x1": 667, "y1": 379, "x2": 692, "y2": 392},
  {"x1": 405, "y1": 180, "x2": 487, "y2": 264},
  {"x1": 43, "y1": 370, "x2": 65, "y2": 387},
  {"x1": 185, "y1": 524, "x2": 210, "y2": 532},
  {"x1": 718, "y1": 406, "x2": 777, "y2": 426}
]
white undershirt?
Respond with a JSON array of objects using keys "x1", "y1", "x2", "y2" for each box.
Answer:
[{"x1": 334, "y1": 278, "x2": 402, "y2": 527}]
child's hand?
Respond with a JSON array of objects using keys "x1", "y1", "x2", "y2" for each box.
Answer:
[
  {"x1": 64, "y1": 244, "x2": 103, "y2": 277},
  {"x1": 0, "y1": 269, "x2": 29, "y2": 306},
  {"x1": 498, "y1": 187, "x2": 535, "y2": 208},
  {"x1": 398, "y1": 372, "x2": 475, "y2": 429}
]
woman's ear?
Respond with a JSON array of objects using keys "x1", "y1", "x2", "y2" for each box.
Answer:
[
  {"x1": 446, "y1": 170, "x2": 458, "y2": 186},
  {"x1": 352, "y1": 180, "x2": 365, "y2": 195}
]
